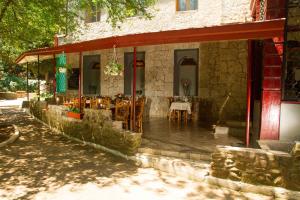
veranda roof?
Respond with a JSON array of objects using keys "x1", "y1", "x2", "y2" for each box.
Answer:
[{"x1": 16, "y1": 18, "x2": 285, "y2": 64}]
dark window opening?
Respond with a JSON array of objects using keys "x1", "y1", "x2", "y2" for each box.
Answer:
[
  {"x1": 174, "y1": 49, "x2": 199, "y2": 96},
  {"x1": 83, "y1": 55, "x2": 100, "y2": 95},
  {"x1": 68, "y1": 68, "x2": 80, "y2": 90}
]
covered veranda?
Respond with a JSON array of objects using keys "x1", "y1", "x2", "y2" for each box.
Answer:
[{"x1": 15, "y1": 19, "x2": 285, "y2": 152}]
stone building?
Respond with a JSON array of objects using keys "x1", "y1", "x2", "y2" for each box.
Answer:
[{"x1": 16, "y1": 0, "x2": 300, "y2": 145}]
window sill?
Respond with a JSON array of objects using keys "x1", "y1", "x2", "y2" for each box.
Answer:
[{"x1": 175, "y1": 10, "x2": 198, "y2": 14}]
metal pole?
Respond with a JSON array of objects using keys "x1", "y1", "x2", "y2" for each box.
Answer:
[
  {"x1": 246, "y1": 40, "x2": 252, "y2": 147},
  {"x1": 131, "y1": 47, "x2": 137, "y2": 131},
  {"x1": 53, "y1": 54, "x2": 56, "y2": 99},
  {"x1": 37, "y1": 55, "x2": 40, "y2": 101},
  {"x1": 26, "y1": 62, "x2": 29, "y2": 101},
  {"x1": 79, "y1": 52, "x2": 82, "y2": 112}
]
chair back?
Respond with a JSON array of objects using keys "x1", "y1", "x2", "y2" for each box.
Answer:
[
  {"x1": 135, "y1": 97, "x2": 145, "y2": 118},
  {"x1": 115, "y1": 100, "x2": 130, "y2": 121}
]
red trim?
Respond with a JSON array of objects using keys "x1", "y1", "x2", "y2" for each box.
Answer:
[
  {"x1": 246, "y1": 40, "x2": 252, "y2": 147},
  {"x1": 16, "y1": 19, "x2": 285, "y2": 64},
  {"x1": 251, "y1": 0, "x2": 257, "y2": 18}
]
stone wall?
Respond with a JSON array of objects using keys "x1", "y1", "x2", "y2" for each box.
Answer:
[
  {"x1": 30, "y1": 102, "x2": 142, "y2": 155},
  {"x1": 210, "y1": 144, "x2": 300, "y2": 190},
  {"x1": 61, "y1": 0, "x2": 252, "y2": 44},
  {"x1": 64, "y1": 40, "x2": 248, "y2": 120}
]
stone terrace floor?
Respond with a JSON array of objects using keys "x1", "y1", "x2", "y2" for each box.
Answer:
[
  {"x1": 0, "y1": 108, "x2": 271, "y2": 200},
  {"x1": 142, "y1": 118, "x2": 244, "y2": 154}
]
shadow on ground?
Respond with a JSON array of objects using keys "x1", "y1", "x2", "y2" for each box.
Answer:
[{"x1": 0, "y1": 109, "x2": 271, "y2": 200}]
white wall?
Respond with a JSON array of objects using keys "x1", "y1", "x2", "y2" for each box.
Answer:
[{"x1": 61, "y1": 0, "x2": 252, "y2": 44}]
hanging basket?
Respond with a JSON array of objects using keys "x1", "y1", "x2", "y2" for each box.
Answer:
[{"x1": 104, "y1": 45, "x2": 123, "y2": 76}]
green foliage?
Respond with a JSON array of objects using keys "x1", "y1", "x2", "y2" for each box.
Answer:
[
  {"x1": 104, "y1": 60, "x2": 123, "y2": 76},
  {"x1": 0, "y1": 62, "x2": 37, "y2": 92},
  {"x1": 0, "y1": 0, "x2": 155, "y2": 91},
  {"x1": 68, "y1": 106, "x2": 81, "y2": 113},
  {"x1": 0, "y1": 0, "x2": 155, "y2": 65}
]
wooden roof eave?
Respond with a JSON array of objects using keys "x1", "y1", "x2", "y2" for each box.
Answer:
[{"x1": 16, "y1": 18, "x2": 285, "y2": 65}]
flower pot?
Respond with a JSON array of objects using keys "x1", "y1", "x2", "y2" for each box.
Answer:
[{"x1": 67, "y1": 111, "x2": 84, "y2": 119}]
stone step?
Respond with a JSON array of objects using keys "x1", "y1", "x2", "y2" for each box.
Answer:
[
  {"x1": 138, "y1": 147, "x2": 211, "y2": 163},
  {"x1": 136, "y1": 153, "x2": 210, "y2": 181}
]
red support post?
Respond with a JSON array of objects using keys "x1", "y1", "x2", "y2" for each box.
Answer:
[
  {"x1": 79, "y1": 52, "x2": 82, "y2": 113},
  {"x1": 131, "y1": 47, "x2": 137, "y2": 132},
  {"x1": 53, "y1": 54, "x2": 56, "y2": 99},
  {"x1": 246, "y1": 40, "x2": 253, "y2": 147}
]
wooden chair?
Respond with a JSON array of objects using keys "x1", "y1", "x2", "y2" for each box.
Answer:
[
  {"x1": 115, "y1": 100, "x2": 130, "y2": 130},
  {"x1": 90, "y1": 97, "x2": 98, "y2": 109},
  {"x1": 135, "y1": 97, "x2": 145, "y2": 132},
  {"x1": 102, "y1": 97, "x2": 111, "y2": 109}
]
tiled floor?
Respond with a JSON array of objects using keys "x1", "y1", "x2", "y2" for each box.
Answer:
[{"x1": 142, "y1": 118, "x2": 245, "y2": 154}]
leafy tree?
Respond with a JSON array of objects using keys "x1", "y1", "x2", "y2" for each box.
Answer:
[
  {"x1": 0, "y1": 0, "x2": 155, "y2": 65},
  {"x1": 0, "y1": 0, "x2": 155, "y2": 91}
]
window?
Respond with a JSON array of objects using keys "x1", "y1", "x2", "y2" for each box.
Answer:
[
  {"x1": 68, "y1": 68, "x2": 80, "y2": 90},
  {"x1": 83, "y1": 55, "x2": 101, "y2": 95},
  {"x1": 124, "y1": 52, "x2": 145, "y2": 96},
  {"x1": 85, "y1": 3, "x2": 101, "y2": 23},
  {"x1": 174, "y1": 49, "x2": 199, "y2": 96},
  {"x1": 176, "y1": 0, "x2": 198, "y2": 11}
]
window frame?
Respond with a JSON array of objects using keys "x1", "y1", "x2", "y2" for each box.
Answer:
[
  {"x1": 85, "y1": 3, "x2": 101, "y2": 23},
  {"x1": 176, "y1": 0, "x2": 198, "y2": 12}
]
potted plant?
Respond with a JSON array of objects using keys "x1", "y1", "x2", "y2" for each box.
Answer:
[
  {"x1": 104, "y1": 45, "x2": 123, "y2": 76},
  {"x1": 66, "y1": 107, "x2": 84, "y2": 119}
]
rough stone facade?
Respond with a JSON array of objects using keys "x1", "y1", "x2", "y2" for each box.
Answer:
[
  {"x1": 30, "y1": 102, "x2": 142, "y2": 155},
  {"x1": 61, "y1": 0, "x2": 252, "y2": 44},
  {"x1": 66, "y1": 40, "x2": 247, "y2": 121},
  {"x1": 210, "y1": 144, "x2": 300, "y2": 190}
]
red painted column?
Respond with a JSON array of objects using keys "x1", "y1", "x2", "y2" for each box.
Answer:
[
  {"x1": 53, "y1": 35, "x2": 58, "y2": 99},
  {"x1": 246, "y1": 40, "x2": 253, "y2": 147},
  {"x1": 260, "y1": 38, "x2": 283, "y2": 140},
  {"x1": 260, "y1": 0, "x2": 285, "y2": 140},
  {"x1": 53, "y1": 54, "x2": 56, "y2": 99},
  {"x1": 131, "y1": 47, "x2": 137, "y2": 132},
  {"x1": 79, "y1": 52, "x2": 82, "y2": 112}
]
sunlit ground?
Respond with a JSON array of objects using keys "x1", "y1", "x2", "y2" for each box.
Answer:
[{"x1": 0, "y1": 107, "x2": 271, "y2": 200}]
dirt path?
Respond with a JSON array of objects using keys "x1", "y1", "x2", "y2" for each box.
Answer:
[{"x1": 0, "y1": 108, "x2": 272, "y2": 200}]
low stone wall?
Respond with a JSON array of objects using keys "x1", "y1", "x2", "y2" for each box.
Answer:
[
  {"x1": 0, "y1": 92, "x2": 18, "y2": 100},
  {"x1": 30, "y1": 102, "x2": 142, "y2": 155},
  {"x1": 210, "y1": 144, "x2": 300, "y2": 190}
]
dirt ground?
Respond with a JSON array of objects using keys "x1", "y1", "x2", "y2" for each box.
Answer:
[
  {"x1": 0, "y1": 125, "x2": 14, "y2": 143},
  {"x1": 0, "y1": 108, "x2": 273, "y2": 200}
]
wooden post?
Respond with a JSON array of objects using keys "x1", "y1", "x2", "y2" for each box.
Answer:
[
  {"x1": 79, "y1": 52, "x2": 82, "y2": 112},
  {"x1": 37, "y1": 55, "x2": 40, "y2": 101},
  {"x1": 131, "y1": 47, "x2": 137, "y2": 131},
  {"x1": 246, "y1": 40, "x2": 252, "y2": 147},
  {"x1": 26, "y1": 62, "x2": 29, "y2": 101},
  {"x1": 53, "y1": 54, "x2": 56, "y2": 99}
]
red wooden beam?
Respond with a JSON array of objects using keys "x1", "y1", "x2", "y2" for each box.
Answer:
[{"x1": 16, "y1": 19, "x2": 285, "y2": 64}]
